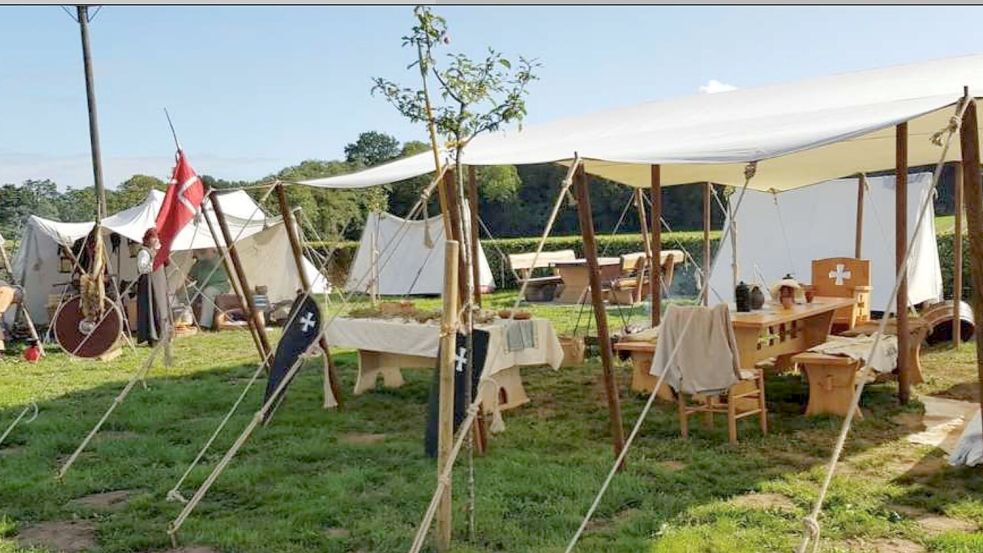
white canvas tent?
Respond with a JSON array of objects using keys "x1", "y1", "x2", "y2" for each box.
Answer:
[
  {"x1": 709, "y1": 173, "x2": 944, "y2": 309},
  {"x1": 11, "y1": 189, "x2": 328, "y2": 325},
  {"x1": 346, "y1": 211, "x2": 495, "y2": 296}
]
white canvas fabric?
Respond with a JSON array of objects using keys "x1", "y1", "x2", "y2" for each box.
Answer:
[
  {"x1": 11, "y1": 190, "x2": 328, "y2": 325},
  {"x1": 300, "y1": 54, "x2": 983, "y2": 192},
  {"x1": 346, "y1": 211, "x2": 495, "y2": 295},
  {"x1": 708, "y1": 173, "x2": 943, "y2": 311}
]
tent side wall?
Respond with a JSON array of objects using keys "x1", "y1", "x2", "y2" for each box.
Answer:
[{"x1": 709, "y1": 172, "x2": 943, "y2": 309}]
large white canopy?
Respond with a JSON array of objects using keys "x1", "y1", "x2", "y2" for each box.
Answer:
[{"x1": 301, "y1": 53, "x2": 983, "y2": 192}]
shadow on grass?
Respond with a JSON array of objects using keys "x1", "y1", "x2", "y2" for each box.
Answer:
[{"x1": 0, "y1": 348, "x2": 956, "y2": 553}]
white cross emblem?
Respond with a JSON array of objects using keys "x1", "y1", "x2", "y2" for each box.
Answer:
[
  {"x1": 299, "y1": 312, "x2": 316, "y2": 333},
  {"x1": 828, "y1": 264, "x2": 852, "y2": 286},
  {"x1": 454, "y1": 347, "x2": 467, "y2": 373}
]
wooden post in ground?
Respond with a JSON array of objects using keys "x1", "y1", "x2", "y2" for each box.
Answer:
[
  {"x1": 0, "y1": 240, "x2": 43, "y2": 354},
  {"x1": 209, "y1": 191, "x2": 274, "y2": 362},
  {"x1": 436, "y1": 240, "x2": 460, "y2": 553},
  {"x1": 275, "y1": 183, "x2": 343, "y2": 408},
  {"x1": 574, "y1": 164, "x2": 626, "y2": 461},
  {"x1": 855, "y1": 174, "x2": 866, "y2": 259},
  {"x1": 957, "y1": 95, "x2": 983, "y2": 434},
  {"x1": 634, "y1": 189, "x2": 653, "y2": 304},
  {"x1": 703, "y1": 183, "x2": 711, "y2": 306},
  {"x1": 442, "y1": 170, "x2": 469, "y2": 309},
  {"x1": 201, "y1": 191, "x2": 268, "y2": 368},
  {"x1": 896, "y1": 123, "x2": 911, "y2": 404},
  {"x1": 953, "y1": 162, "x2": 964, "y2": 348},
  {"x1": 76, "y1": 6, "x2": 107, "y2": 221},
  {"x1": 650, "y1": 165, "x2": 662, "y2": 326},
  {"x1": 467, "y1": 166, "x2": 482, "y2": 307}
]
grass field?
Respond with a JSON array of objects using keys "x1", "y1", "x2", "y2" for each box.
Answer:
[{"x1": 1, "y1": 291, "x2": 982, "y2": 552}]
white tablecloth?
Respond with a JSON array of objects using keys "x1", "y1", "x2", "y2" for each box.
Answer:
[{"x1": 324, "y1": 317, "x2": 564, "y2": 376}]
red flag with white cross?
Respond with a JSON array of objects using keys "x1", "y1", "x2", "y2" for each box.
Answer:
[{"x1": 154, "y1": 149, "x2": 205, "y2": 269}]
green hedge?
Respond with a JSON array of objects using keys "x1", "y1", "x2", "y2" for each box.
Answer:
[
  {"x1": 938, "y1": 232, "x2": 971, "y2": 300},
  {"x1": 311, "y1": 230, "x2": 721, "y2": 293}
]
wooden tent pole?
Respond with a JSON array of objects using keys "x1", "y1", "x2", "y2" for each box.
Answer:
[
  {"x1": 442, "y1": 170, "x2": 468, "y2": 309},
  {"x1": 574, "y1": 164, "x2": 626, "y2": 461},
  {"x1": 703, "y1": 183, "x2": 711, "y2": 306},
  {"x1": 201, "y1": 191, "x2": 267, "y2": 368},
  {"x1": 896, "y1": 123, "x2": 911, "y2": 404},
  {"x1": 467, "y1": 166, "x2": 482, "y2": 307},
  {"x1": 209, "y1": 191, "x2": 274, "y2": 361},
  {"x1": 436, "y1": 239, "x2": 460, "y2": 553},
  {"x1": 957, "y1": 95, "x2": 983, "y2": 433},
  {"x1": 0, "y1": 240, "x2": 43, "y2": 354},
  {"x1": 650, "y1": 165, "x2": 662, "y2": 326},
  {"x1": 275, "y1": 183, "x2": 343, "y2": 408},
  {"x1": 953, "y1": 162, "x2": 964, "y2": 348},
  {"x1": 634, "y1": 189, "x2": 652, "y2": 303},
  {"x1": 855, "y1": 174, "x2": 866, "y2": 259},
  {"x1": 76, "y1": 6, "x2": 107, "y2": 221}
]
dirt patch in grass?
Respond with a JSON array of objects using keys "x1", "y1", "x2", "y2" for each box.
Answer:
[
  {"x1": 70, "y1": 489, "x2": 135, "y2": 511},
  {"x1": 916, "y1": 514, "x2": 978, "y2": 534},
  {"x1": 840, "y1": 537, "x2": 926, "y2": 553},
  {"x1": 324, "y1": 527, "x2": 351, "y2": 539},
  {"x1": 729, "y1": 492, "x2": 796, "y2": 512},
  {"x1": 94, "y1": 430, "x2": 140, "y2": 442},
  {"x1": 17, "y1": 520, "x2": 97, "y2": 552},
  {"x1": 658, "y1": 460, "x2": 687, "y2": 472},
  {"x1": 340, "y1": 433, "x2": 386, "y2": 445},
  {"x1": 141, "y1": 547, "x2": 220, "y2": 553},
  {"x1": 0, "y1": 445, "x2": 25, "y2": 457}
]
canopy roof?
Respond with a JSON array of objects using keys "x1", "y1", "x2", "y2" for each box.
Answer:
[{"x1": 302, "y1": 53, "x2": 983, "y2": 192}]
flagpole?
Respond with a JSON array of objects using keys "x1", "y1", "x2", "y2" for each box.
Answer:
[{"x1": 163, "y1": 108, "x2": 182, "y2": 151}]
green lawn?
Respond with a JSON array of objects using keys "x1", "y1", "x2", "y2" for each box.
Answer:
[{"x1": 1, "y1": 291, "x2": 982, "y2": 552}]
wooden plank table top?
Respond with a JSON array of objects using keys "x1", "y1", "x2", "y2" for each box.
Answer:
[
  {"x1": 731, "y1": 297, "x2": 856, "y2": 328},
  {"x1": 551, "y1": 257, "x2": 622, "y2": 304}
]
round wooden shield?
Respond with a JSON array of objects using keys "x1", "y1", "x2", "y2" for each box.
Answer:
[{"x1": 52, "y1": 296, "x2": 122, "y2": 359}]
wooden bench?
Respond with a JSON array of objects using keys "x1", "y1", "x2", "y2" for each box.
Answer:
[
  {"x1": 508, "y1": 249, "x2": 576, "y2": 302},
  {"x1": 610, "y1": 250, "x2": 685, "y2": 305},
  {"x1": 792, "y1": 352, "x2": 864, "y2": 418},
  {"x1": 840, "y1": 317, "x2": 929, "y2": 385}
]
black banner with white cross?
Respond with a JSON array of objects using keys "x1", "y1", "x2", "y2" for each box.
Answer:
[
  {"x1": 424, "y1": 329, "x2": 490, "y2": 458},
  {"x1": 262, "y1": 294, "x2": 322, "y2": 421}
]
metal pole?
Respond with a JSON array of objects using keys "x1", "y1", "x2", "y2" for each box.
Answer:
[{"x1": 77, "y1": 5, "x2": 107, "y2": 221}]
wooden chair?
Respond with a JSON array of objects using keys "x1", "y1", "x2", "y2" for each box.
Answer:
[
  {"x1": 811, "y1": 257, "x2": 871, "y2": 332},
  {"x1": 508, "y1": 249, "x2": 576, "y2": 302},
  {"x1": 609, "y1": 250, "x2": 685, "y2": 305},
  {"x1": 676, "y1": 369, "x2": 767, "y2": 444}
]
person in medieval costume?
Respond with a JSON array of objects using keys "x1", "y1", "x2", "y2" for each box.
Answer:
[{"x1": 136, "y1": 228, "x2": 172, "y2": 347}]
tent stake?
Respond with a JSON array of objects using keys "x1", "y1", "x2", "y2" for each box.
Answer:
[
  {"x1": 436, "y1": 240, "x2": 459, "y2": 553},
  {"x1": 957, "y1": 94, "x2": 983, "y2": 436},
  {"x1": 574, "y1": 164, "x2": 626, "y2": 462},
  {"x1": 953, "y1": 162, "x2": 964, "y2": 348},
  {"x1": 650, "y1": 165, "x2": 662, "y2": 326},
  {"x1": 896, "y1": 123, "x2": 911, "y2": 404},
  {"x1": 274, "y1": 183, "x2": 343, "y2": 408}
]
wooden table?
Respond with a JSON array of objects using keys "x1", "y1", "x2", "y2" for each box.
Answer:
[
  {"x1": 731, "y1": 296, "x2": 856, "y2": 371},
  {"x1": 551, "y1": 257, "x2": 622, "y2": 304},
  {"x1": 614, "y1": 296, "x2": 856, "y2": 395}
]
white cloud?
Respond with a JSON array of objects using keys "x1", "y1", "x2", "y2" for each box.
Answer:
[{"x1": 698, "y1": 79, "x2": 738, "y2": 94}]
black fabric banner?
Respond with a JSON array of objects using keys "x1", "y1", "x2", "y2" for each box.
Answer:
[
  {"x1": 424, "y1": 329, "x2": 490, "y2": 458},
  {"x1": 262, "y1": 294, "x2": 322, "y2": 420}
]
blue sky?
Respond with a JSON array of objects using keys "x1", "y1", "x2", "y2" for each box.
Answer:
[{"x1": 2, "y1": 5, "x2": 983, "y2": 189}]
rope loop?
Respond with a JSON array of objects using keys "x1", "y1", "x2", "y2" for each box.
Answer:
[{"x1": 744, "y1": 161, "x2": 758, "y2": 181}]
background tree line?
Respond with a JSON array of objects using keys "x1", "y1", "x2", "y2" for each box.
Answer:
[{"x1": 1, "y1": 130, "x2": 961, "y2": 244}]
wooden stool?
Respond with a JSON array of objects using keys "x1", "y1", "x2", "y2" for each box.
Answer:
[
  {"x1": 792, "y1": 352, "x2": 863, "y2": 418},
  {"x1": 480, "y1": 367, "x2": 531, "y2": 411}
]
